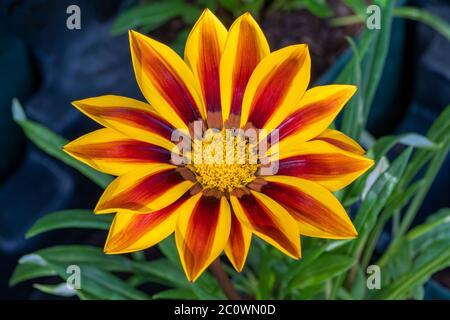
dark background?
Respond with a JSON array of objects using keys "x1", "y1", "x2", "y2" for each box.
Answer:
[{"x1": 0, "y1": 0, "x2": 449, "y2": 299}]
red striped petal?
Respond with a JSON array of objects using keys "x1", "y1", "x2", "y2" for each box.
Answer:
[
  {"x1": 241, "y1": 45, "x2": 310, "y2": 129},
  {"x1": 313, "y1": 129, "x2": 365, "y2": 155},
  {"x1": 225, "y1": 211, "x2": 252, "y2": 272},
  {"x1": 185, "y1": 9, "x2": 227, "y2": 127},
  {"x1": 230, "y1": 191, "x2": 300, "y2": 259},
  {"x1": 64, "y1": 128, "x2": 171, "y2": 175},
  {"x1": 176, "y1": 195, "x2": 231, "y2": 282},
  {"x1": 72, "y1": 95, "x2": 175, "y2": 151},
  {"x1": 261, "y1": 176, "x2": 357, "y2": 239},
  {"x1": 273, "y1": 140, "x2": 374, "y2": 191},
  {"x1": 105, "y1": 193, "x2": 190, "y2": 253},
  {"x1": 129, "y1": 30, "x2": 204, "y2": 128},
  {"x1": 96, "y1": 165, "x2": 194, "y2": 214},
  {"x1": 220, "y1": 13, "x2": 270, "y2": 123},
  {"x1": 277, "y1": 85, "x2": 357, "y2": 143}
]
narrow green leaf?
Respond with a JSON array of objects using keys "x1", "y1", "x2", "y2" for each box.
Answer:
[
  {"x1": 9, "y1": 263, "x2": 57, "y2": 287},
  {"x1": 26, "y1": 210, "x2": 112, "y2": 238},
  {"x1": 21, "y1": 245, "x2": 135, "y2": 273},
  {"x1": 33, "y1": 283, "x2": 77, "y2": 297},
  {"x1": 12, "y1": 99, "x2": 113, "y2": 188},
  {"x1": 375, "y1": 246, "x2": 450, "y2": 299},
  {"x1": 152, "y1": 288, "x2": 197, "y2": 300},
  {"x1": 394, "y1": 6, "x2": 450, "y2": 42},
  {"x1": 111, "y1": 2, "x2": 183, "y2": 36},
  {"x1": 353, "y1": 147, "x2": 412, "y2": 240},
  {"x1": 290, "y1": 254, "x2": 355, "y2": 289}
]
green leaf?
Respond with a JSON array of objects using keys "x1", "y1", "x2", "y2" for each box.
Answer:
[
  {"x1": 343, "y1": 0, "x2": 367, "y2": 16},
  {"x1": 20, "y1": 245, "x2": 135, "y2": 273},
  {"x1": 63, "y1": 265, "x2": 149, "y2": 300},
  {"x1": 290, "y1": 254, "x2": 355, "y2": 289},
  {"x1": 12, "y1": 99, "x2": 112, "y2": 188},
  {"x1": 394, "y1": 6, "x2": 450, "y2": 42},
  {"x1": 353, "y1": 147, "x2": 412, "y2": 241},
  {"x1": 341, "y1": 36, "x2": 364, "y2": 139},
  {"x1": 9, "y1": 263, "x2": 57, "y2": 286},
  {"x1": 158, "y1": 235, "x2": 180, "y2": 265},
  {"x1": 376, "y1": 209, "x2": 450, "y2": 299},
  {"x1": 152, "y1": 288, "x2": 197, "y2": 300},
  {"x1": 369, "y1": 133, "x2": 437, "y2": 162},
  {"x1": 304, "y1": 0, "x2": 333, "y2": 18},
  {"x1": 111, "y1": 1, "x2": 184, "y2": 36},
  {"x1": 375, "y1": 245, "x2": 450, "y2": 299},
  {"x1": 26, "y1": 210, "x2": 112, "y2": 238},
  {"x1": 14, "y1": 248, "x2": 149, "y2": 299},
  {"x1": 33, "y1": 283, "x2": 77, "y2": 297}
]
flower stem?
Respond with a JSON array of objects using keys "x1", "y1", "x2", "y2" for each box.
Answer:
[{"x1": 210, "y1": 258, "x2": 241, "y2": 300}]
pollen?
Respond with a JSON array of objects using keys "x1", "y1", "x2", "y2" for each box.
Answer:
[{"x1": 188, "y1": 130, "x2": 259, "y2": 193}]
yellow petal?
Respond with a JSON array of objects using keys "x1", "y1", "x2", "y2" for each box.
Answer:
[
  {"x1": 262, "y1": 175, "x2": 357, "y2": 239},
  {"x1": 104, "y1": 193, "x2": 191, "y2": 254},
  {"x1": 95, "y1": 164, "x2": 194, "y2": 214},
  {"x1": 185, "y1": 9, "x2": 227, "y2": 127},
  {"x1": 63, "y1": 128, "x2": 171, "y2": 176},
  {"x1": 276, "y1": 85, "x2": 357, "y2": 145},
  {"x1": 269, "y1": 140, "x2": 374, "y2": 191},
  {"x1": 129, "y1": 30, "x2": 205, "y2": 129},
  {"x1": 240, "y1": 44, "x2": 311, "y2": 130},
  {"x1": 313, "y1": 129, "x2": 365, "y2": 155},
  {"x1": 176, "y1": 195, "x2": 231, "y2": 282},
  {"x1": 230, "y1": 191, "x2": 300, "y2": 259},
  {"x1": 224, "y1": 212, "x2": 252, "y2": 272},
  {"x1": 72, "y1": 95, "x2": 177, "y2": 151},
  {"x1": 220, "y1": 13, "x2": 270, "y2": 123}
]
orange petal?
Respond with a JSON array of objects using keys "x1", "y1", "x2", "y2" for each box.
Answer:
[
  {"x1": 95, "y1": 164, "x2": 194, "y2": 214},
  {"x1": 185, "y1": 9, "x2": 227, "y2": 127},
  {"x1": 176, "y1": 195, "x2": 231, "y2": 282},
  {"x1": 240, "y1": 44, "x2": 311, "y2": 130},
  {"x1": 313, "y1": 129, "x2": 365, "y2": 155},
  {"x1": 230, "y1": 191, "x2": 300, "y2": 259},
  {"x1": 72, "y1": 95, "x2": 176, "y2": 151},
  {"x1": 63, "y1": 128, "x2": 171, "y2": 176},
  {"x1": 262, "y1": 176, "x2": 357, "y2": 239},
  {"x1": 104, "y1": 193, "x2": 190, "y2": 254},
  {"x1": 129, "y1": 30, "x2": 205, "y2": 129},
  {"x1": 224, "y1": 211, "x2": 252, "y2": 272},
  {"x1": 220, "y1": 13, "x2": 270, "y2": 123}
]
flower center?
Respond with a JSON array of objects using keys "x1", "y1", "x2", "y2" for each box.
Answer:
[{"x1": 188, "y1": 130, "x2": 259, "y2": 193}]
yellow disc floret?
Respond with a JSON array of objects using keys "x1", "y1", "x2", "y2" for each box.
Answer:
[{"x1": 188, "y1": 130, "x2": 259, "y2": 193}]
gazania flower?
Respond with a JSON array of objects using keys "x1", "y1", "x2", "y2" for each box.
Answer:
[{"x1": 64, "y1": 9, "x2": 374, "y2": 282}]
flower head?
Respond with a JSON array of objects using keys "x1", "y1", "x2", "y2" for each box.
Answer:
[{"x1": 64, "y1": 9, "x2": 374, "y2": 282}]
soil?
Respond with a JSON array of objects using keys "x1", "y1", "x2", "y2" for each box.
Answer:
[{"x1": 261, "y1": 0, "x2": 362, "y2": 82}]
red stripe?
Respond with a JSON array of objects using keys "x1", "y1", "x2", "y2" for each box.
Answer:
[
  {"x1": 229, "y1": 19, "x2": 265, "y2": 116},
  {"x1": 314, "y1": 137, "x2": 362, "y2": 154},
  {"x1": 133, "y1": 39, "x2": 201, "y2": 124},
  {"x1": 198, "y1": 24, "x2": 221, "y2": 113},
  {"x1": 107, "y1": 193, "x2": 189, "y2": 251},
  {"x1": 228, "y1": 214, "x2": 246, "y2": 267},
  {"x1": 183, "y1": 196, "x2": 221, "y2": 278},
  {"x1": 79, "y1": 104, "x2": 174, "y2": 141},
  {"x1": 97, "y1": 169, "x2": 184, "y2": 211},
  {"x1": 239, "y1": 193, "x2": 298, "y2": 256},
  {"x1": 277, "y1": 92, "x2": 348, "y2": 141},
  {"x1": 278, "y1": 154, "x2": 368, "y2": 179},
  {"x1": 248, "y1": 50, "x2": 306, "y2": 129},
  {"x1": 261, "y1": 181, "x2": 354, "y2": 236},
  {"x1": 68, "y1": 140, "x2": 171, "y2": 163}
]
